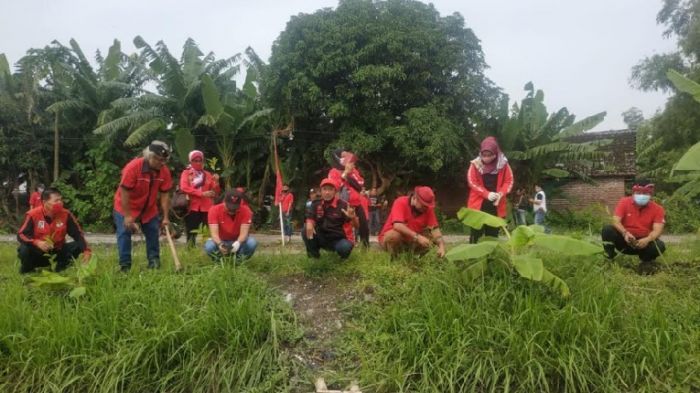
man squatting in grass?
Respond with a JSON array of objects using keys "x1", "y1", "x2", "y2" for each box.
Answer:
[
  {"x1": 204, "y1": 188, "x2": 258, "y2": 261},
  {"x1": 601, "y1": 180, "x2": 666, "y2": 274},
  {"x1": 327, "y1": 149, "x2": 370, "y2": 247},
  {"x1": 17, "y1": 187, "x2": 91, "y2": 274},
  {"x1": 113, "y1": 141, "x2": 172, "y2": 272},
  {"x1": 379, "y1": 186, "x2": 446, "y2": 258},
  {"x1": 303, "y1": 178, "x2": 359, "y2": 259}
]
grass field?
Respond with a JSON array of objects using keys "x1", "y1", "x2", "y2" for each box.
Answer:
[{"x1": 0, "y1": 237, "x2": 699, "y2": 392}]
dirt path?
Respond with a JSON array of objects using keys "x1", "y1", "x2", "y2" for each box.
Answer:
[{"x1": 272, "y1": 273, "x2": 362, "y2": 371}]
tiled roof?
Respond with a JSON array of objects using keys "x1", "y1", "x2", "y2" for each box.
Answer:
[{"x1": 565, "y1": 129, "x2": 636, "y2": 177}]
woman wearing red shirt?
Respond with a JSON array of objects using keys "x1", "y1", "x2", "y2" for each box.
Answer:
[
  {"x1": 180, "y1": 150, "x2": 221, "y2": 246},
  {"x1": 327, "y1": 149, "x2": 370, "y2": 247},
  {"x1": 466, "y1": 137, "x2": 514, "y2": 243}
]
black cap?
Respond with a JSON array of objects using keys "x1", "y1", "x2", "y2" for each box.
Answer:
[
  {"x1": 149, "y1": 142, "x2": 170, "y2": 158},
  {"x1": 224, "y1": 188, "x2": 245, "y2": 212}
]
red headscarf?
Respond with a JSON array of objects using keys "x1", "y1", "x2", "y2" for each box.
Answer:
[{"x1": 480, "y1": 137, "x2": 501, "y2": 174}]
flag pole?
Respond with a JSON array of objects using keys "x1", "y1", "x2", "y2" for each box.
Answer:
[{"x1": 272, "y1": 133, "x2": 286, "y2": 246}]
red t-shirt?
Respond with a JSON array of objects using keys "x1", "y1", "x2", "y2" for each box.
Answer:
[
  {"x1": 378, "y1": 195, "x2": 438, "y2": 242},
  {"x1": 114, "y1": 157, "x2": 173, "y2": 223},
  {"x1": 207, "y1": 202, "x2": 253, "y2": 241},
  {"x1": 281, "y1": 193, "x2": 294, "y2": 214},
  {"x1": 614, "y1": 196, "x2": 665, "y2": 238}
]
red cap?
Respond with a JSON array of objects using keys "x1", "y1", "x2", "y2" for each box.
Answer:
[
  {"x1": 414, "y1": 186, "x2": 435, "y2": 208},
  {"x1": 320, "y1": 178, "x2": 339, "y2": 189}
]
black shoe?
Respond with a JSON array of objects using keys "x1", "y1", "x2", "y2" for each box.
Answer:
[
  {"x1": 147, "y1": 259, "x2": 161, "y2": 269},
  {"x1": 120, "y1": 265, "x2": 131, "y2": 273},
  {"x1": 637, "y1": 260, "x2": 659, "y2": 275}
]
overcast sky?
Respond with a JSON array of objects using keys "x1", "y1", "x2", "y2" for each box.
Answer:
[{"x1": 1, "y1": 0, "x2": 676, "y2": 131}]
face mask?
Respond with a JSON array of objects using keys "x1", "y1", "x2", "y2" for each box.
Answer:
[
  {"x1": 633, "y1": 194, "x2": 651, "y2": 206},
  {"x1": 191, "y1": 162, "x2": 204, "y2": 171},
  {"x1": 51, "y1": 202, "x2": 63, "y2": 214}
]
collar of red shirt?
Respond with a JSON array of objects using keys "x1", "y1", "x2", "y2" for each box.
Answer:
[{"x1": 140, "y1": 158, "x2": 160, "y2": 174}]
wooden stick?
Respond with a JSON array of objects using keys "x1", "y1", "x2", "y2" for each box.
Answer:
[{"x1": 164, "y1": 225, "x2": 182, "y2": 272}]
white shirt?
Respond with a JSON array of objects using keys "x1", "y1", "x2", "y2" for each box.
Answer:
[{"x1": 534, "y1": 190, "x2": 547, "y2": 213}]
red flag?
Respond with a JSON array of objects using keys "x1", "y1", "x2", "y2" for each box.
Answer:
[{"x1": 273, "y1": 136, "x2": 284, "y2": 206}]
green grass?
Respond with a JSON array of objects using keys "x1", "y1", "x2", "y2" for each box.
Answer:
[
  {"x1": 0, "y1": 245, "x2": 303, "y2": 392},
  {"x1": 1, "y1": 238, "x2": 699, "y2": 392}
]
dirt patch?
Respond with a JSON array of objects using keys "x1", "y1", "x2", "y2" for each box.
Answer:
[{"x1": 271, "y1": 272, "x2": 365, "y2": 370}]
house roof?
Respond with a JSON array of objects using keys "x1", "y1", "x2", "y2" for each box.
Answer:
[{"x1": 565, "y1": 129, "x2": 636, "y2": 177}]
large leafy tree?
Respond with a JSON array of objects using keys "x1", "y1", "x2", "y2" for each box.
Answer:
[
  {"x1": 264, "y1": 0, "x2": 502, "y2": 192},
  {"x1": 631, "y1": 0, "x2": 700, "y2": 181}
]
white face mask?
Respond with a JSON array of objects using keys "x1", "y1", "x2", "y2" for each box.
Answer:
[{"x1": 633, "y1": 194, "x2": 651, "y2": 206}]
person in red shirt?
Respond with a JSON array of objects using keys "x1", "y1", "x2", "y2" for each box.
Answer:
[
  {"x1": 466, "y1": 137, "x2": 514, "y2": 243},
  {"x1": 379, "y1": 186, "x2": 446, "y2": 258},
  {"x1": 113, "y1": 141, "x2": 173, "y2": 272},
  {"x1": 280, "y1": 184, "x2": 295, "y2": 242},
  {"x1": 303, "y1": 178, "x2": 359, "y2": 259},
  {"x1": 17, "y1": 187, "x2": 91, "y2": 273},
  {"x1": 180, "y1": 150, "x2": 221, "y2": 247},
  {"x1": 602, "y1": 180, "x2": 666, "y2": 273},
  {"x1": 328, "y1": 149, "x2": 370, "y2": 247},
  {"x1": 205, "y1": 188, "x2": 257, "y2": 261},
  {"x1": 28, "y1": 184, "x2": 44, "y2": 210}
]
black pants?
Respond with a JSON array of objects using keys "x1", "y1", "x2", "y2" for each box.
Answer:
[
  {"x1": 18, "y1": 241, "x2": 84, "y2": 274},
  {"x1": 356, "y1": 206, "x2": 370, "y2": 247},
  {"x1": 601, "y1": 225, "x2": 666, "y2": 262},
  {"x1": 184, "y1": 211, "x2": 208, "y2": 247},
  {"x1": 302, "y1": 231, "x2": 353, "y2": 259},
  {"x1": 470, "y1": 200, "x2": 500, "y2": 244}
]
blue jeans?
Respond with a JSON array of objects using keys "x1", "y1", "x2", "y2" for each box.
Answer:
[
  {"x1": 370, "y1": 209, "x2": 381, "y2": 235},
  {"x1": 114, "y1": 210, "x2": 161, "y2": 270},
  {"x1": 282, "y1": 213, "x2": 292, "y2": 237},
  {"x1": 515, "y1": 209, "x2": 528, "y2": 226},
  {"x1": 534, "y1": 209, "x2": 549, "y2": 233},
  {"x1": 204, "y1": 237, "x2": 257, "y2": 261},
  {"x1": 302, "y1": 230, "x2": 353, "y2": 259}
]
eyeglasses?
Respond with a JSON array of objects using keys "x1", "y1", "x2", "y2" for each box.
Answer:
[{"x1": 191, "y1": 158, "x2": 203, "y2": 163}]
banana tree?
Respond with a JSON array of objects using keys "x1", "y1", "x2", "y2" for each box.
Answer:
[
  {"x1": 198, "y1": 67, "x2": 272, "y2": 188},
  {"x1": 491, "y1": 82, "x2": 609, "y2": 187},
  {"x1": 93, "y1": 36, "x2": 241, "y2": 163},
  {"x1": 446, "y1": 208, "x2": 602, "y2": 298}
]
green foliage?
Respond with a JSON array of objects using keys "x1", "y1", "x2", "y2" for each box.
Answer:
[
  {"x1": 447, "y1": 208, "x2": 601, "y2": 297},
  {"x1": 264, "y1": 0, "x2": 502, "y2": 189},
  {"x1": 491, "y1": 82, "x2": 608, "y2": 188},
  {"x1": 0, "y1": 245, "x2": 302, "y2": 392},
  {"x1": 345, "y1": 245, "x2": 700, "y2": 392},
  {"x1": 547, "y1": 203, "x2": 612, "y2": 233},
  {"x1": 28, "y1": 257, "x2": 97, "y2": 300},
  {"x1": 658, "y1": 192, "x2": 700, "y2": 233}
]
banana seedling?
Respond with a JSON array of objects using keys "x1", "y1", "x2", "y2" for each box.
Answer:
[{"x1": 446, "y1": 208, "x2": 602, "y2": 298}]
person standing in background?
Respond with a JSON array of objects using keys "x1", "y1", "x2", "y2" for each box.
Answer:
[
  {"x1": 179, "y1": 150, "x2": 221, "y2": 247},
  {"x1": 466, "y1": 137, "x2": 514, "y2": 243},
  {"x1": 280, "y1": 184, "x2": 295, "y2": 242},
  {"x1": 529, "y1": 184, "x2": 548, "y2": 232}
]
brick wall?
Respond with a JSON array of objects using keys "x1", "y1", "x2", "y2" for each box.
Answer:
[{"x1": 549, "y1": 177, "x2": 627, "y2": 212}]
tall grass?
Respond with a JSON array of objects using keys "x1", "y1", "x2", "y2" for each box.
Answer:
[
  {"x1": 343, "y1": 253, "x2": 700, "y2": 392},
  {"x1": 0, "y1": 245, "x2": 303, "y2": 392}
]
